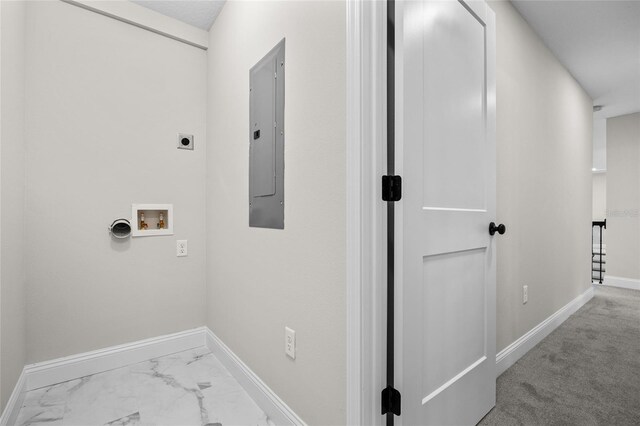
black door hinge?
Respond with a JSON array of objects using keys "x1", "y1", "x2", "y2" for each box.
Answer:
[
  {"x1": 382, "y1": 175, "x2": 402, "y2": 202},
  {"x1": 381, "y1": 385, "x2": 401, "y2": 416}
]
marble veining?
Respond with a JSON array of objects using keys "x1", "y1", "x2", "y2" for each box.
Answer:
[
  {"x1": 105, "y1": 412, "x2": 140, "y2": 426},
  {"x1": 14, "y1": 348, "x2": 273, "y2": 426}
]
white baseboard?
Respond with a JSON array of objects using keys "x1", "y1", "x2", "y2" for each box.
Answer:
[
  {"x1": 205, "y1": 328, "x2": 306, "y2": 426},
  {"x1": 24, "y1": 327, "x2": 205, "y2": 392},
  {"x1": 495, "y1": 285, "x2": 594, "y2": 377},
  {"x1": 603, "y1": 275, "x2": 640, "y2": 291},
  {"x1": 0, "y1": 370, "x2": 26, "y2": 426}
]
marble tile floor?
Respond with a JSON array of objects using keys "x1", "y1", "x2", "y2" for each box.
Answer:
[{"x1": 15, "y1": 348, "x2": 274, "y2": 426}]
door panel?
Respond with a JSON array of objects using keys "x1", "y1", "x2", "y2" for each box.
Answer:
[
  {"x1": 401, "y1": 0, "x2": 496, "y2": 424},
  {"x1": 422, "y1": 248, "x2": 486, "y2": 401},
  {"x1": 250, "y1": 55, "x2": 277, "y2": 198},
  {"x1": 422, "y1": 1, "x2": 486, "y2": 211}
]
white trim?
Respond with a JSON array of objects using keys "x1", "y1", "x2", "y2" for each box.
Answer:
[
  {"x1": 495, "y1": 285, "x2": 595, "y2": 376},
  {"x1": 59, "y1": 0, "x2": 208, "y2": 50},
  {"x1": 346, "y1": 0, "x2": 386, "y2": 425},
  {"x1": 205, "y1": 328, "x2": 305, "y2": 426},
  {"x1": 0, "y1": 370, "x2": 26, "y2": 426},
  {"x1": 24, "y1": 327, "x2": 204, "y2": 391},
  {"x1": 346, "y1": 0, "x2": 363, "y2": 420},
  {"x1": 603, "y1": 275, "x2": 640, "y2": 291}
]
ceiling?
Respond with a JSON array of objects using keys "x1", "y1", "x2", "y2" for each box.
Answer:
[
  {"x1": 131, "y1": 0, "x2": 226, "y2": 31},
  {"x1": 129, "y1": 1, "x2": 639, "y2": 118},
  {"x1": 512, "y1": 1, "x2": 640, "y2": 119}
]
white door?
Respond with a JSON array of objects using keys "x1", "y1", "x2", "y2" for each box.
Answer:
[{"x1": 399, "y1": 0, "x2": 496, "y2": 424}]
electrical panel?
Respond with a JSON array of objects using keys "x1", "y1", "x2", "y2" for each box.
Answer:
[{"x1": 249, "y1": 39, "x2": 285, "y2": 229}]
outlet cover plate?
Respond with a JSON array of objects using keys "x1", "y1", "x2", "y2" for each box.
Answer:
[
  {"x1": 177, "y1": 240, "x2": 188, "y2": 257},
  {"x1": 285, "y1": 327, "x2": 295, "y2": 359}
]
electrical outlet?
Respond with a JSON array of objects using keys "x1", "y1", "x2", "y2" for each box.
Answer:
[
  {"x1": 285, "y1": 327, "x2": 296, "y2": 359},
  {"x1": 523, "y1": 285, "x2": 528, "y2": 304},
  {"x1": 177, "y1": 240, "x2": 188, "y2": 257}
]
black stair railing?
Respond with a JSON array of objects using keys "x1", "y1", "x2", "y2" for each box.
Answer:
[{"x1": 592, "y1": 220, "x2": 606, "y2": 284}]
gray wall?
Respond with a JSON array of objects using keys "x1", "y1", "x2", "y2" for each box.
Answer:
[
  {"x1": 24, "y1": 1, "x2": 207, "y2": 363},
  {"x1": 489, "y1": 1, "x2": 593, "y2": 353},
  {"x1": 606, "y1": 112, "x2": 640, "y2": 280},
  {"x1": 206, "y1": 1, "x2": 346, "y2": 424},
  {"x1": 0, "y1": 0, "x2": 27, "y2": 411},
  {"x1": 593, "y1": 173, "x2": 606, "y2": 221},
  {"x1": 593, "y1": 118, "x2": 607, "y2": 171}
]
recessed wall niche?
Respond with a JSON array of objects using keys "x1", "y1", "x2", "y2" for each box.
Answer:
[{"x1": 131, "y1": 204, "x2": 174, "y2": 237}]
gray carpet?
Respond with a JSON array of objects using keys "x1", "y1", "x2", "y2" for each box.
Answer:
[{"x1": 479, "y1": 285, "x2": 640, "y2": 425}]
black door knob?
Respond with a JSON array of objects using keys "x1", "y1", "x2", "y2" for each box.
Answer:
[{"x1": 489, "y1": 222, "x2": 506, "y2": 236}]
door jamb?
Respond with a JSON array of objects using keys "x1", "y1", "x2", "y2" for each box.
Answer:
[{"x1": 346, "y1": 0, "x2": 387, "y2": 425}]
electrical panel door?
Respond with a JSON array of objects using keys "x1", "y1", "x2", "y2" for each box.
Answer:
[{"x1": 249, "y1": 39, "x2": 285, "y2": 229}]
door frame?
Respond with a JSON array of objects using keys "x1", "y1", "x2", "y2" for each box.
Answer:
[{"x1": 346, "y1": 0, "x2": 387, "y2": 424}]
